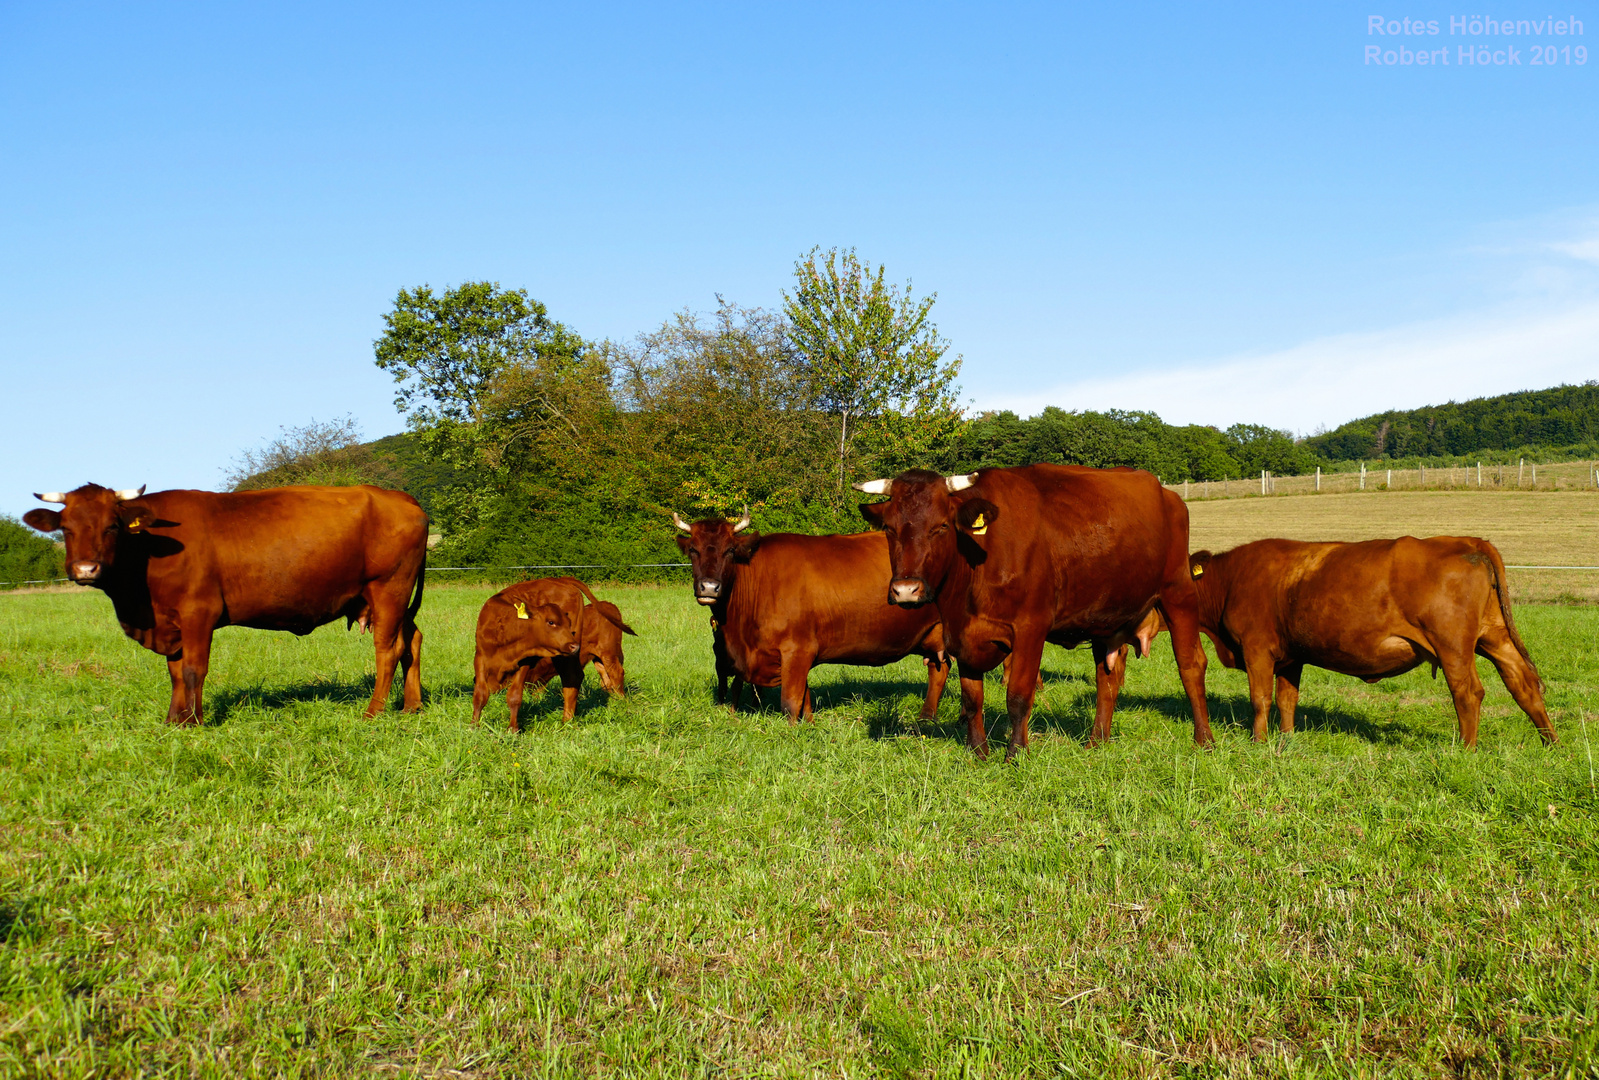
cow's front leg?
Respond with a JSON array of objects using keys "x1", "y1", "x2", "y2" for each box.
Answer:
[
  {"x1": 919, "y1": 656, "x2": 949, "y2": 720},
  {"x1": 1274, "y1": 663, "x2": 1303, "y2": 735},
  {"x1": 1004, "y1": 634, "x2": 1048, "y2": 761},
  {"x1": 553, "y1": 656, "x2": 582, "y2": 722},
  {"x1": 1088, "y1": 640, "x2": 1128, "y2": 748},
  {"x1": 958, "y1": 663, "x2": 987, "y2": 760},
  {"x1": 169, "y1": 625, "x2": 214, "y2": 726},
  {"x1": 778, "y1": 646, "x2": 813, "y2": 725}
]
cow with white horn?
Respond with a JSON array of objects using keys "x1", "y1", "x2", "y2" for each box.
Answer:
[{"x1": 672, "y1": 504, "x2": 949, "y2": 723}]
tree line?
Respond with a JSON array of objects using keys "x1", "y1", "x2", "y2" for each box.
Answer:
[{"x1": 214, "y1": 253, "x2": 1598, "y2": 578}]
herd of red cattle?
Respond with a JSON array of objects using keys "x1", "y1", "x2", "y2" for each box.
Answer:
[{"x1": 25, "y1": 463, "x2": 1557, "y2": 752}]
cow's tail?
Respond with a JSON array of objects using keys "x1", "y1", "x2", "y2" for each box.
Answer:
[
  {"x1": 406, "y1": 555, "x2": 427, "y2": 627},
  {"x1": 564, "y1": 575, "x2": 603, "y2": 610},
  {"x1": 1481, "y1": 540, "x2": 1540, "y2": 690}
]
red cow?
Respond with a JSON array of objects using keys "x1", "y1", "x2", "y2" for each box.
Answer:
[
  {"x1": 471, "y1": 578, "x2": 624, "y2": 729},
  {"x1": 23, "y1": 483, "x2": 427, "y2": 724},
  {"x1": 1187, "y1": 537, "x2": 1556, "y2": 746},
  {"x1": 673, "y1": 512, "x2": 949, "y2": 723},
  {"x1": 856, "y1": 466, "x2": 1213, "y2": 759}
]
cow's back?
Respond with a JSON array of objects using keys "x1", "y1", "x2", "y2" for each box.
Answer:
[
  {"x1": 137, "y1": 485, "x2": 427, "y2": 629},
  {"x1": 723, "y1": 531, "x2": 938, "y2": 677},
  {"x1": 972, "y1": 464, "x2": 1185, "y2": 637}
]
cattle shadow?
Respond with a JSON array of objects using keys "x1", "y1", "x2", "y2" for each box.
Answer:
[
  {"x1": 205, "y1": 674, "x2": 432, "y2": 724},
  {"x1": 429, "y1": 676, "x2": 619, "y2": 729}
]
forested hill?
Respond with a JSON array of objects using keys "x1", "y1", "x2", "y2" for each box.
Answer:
[{"x1": 1303, "y1": 382, "x2": 1599, "y2": 461}]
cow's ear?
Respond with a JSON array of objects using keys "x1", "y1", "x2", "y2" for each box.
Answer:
[
  {"x1": 858, "y1": 501, "x2": 886, "y2": 529},
  {"x1": 732, "y1": 530, "x2": 762, "y2": 561},
  {"x1": 1189, "y1": 551, "x2": 1212, "y2": 580},
  {"x1": 674, "y1": 534, "x2": 692, "y2": 555},
  {"x1": 956, "y1": 498, "x2": 998, "y2": 535},
  {"x1": 116, "y1": 501, "x2": 153, "y2": 532},
  {"x1": 22, "y1": 508, "x2": 60, "y2": 533}
]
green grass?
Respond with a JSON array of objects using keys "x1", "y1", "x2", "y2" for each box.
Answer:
[{"x1": 2, "y1": 585, "x2": 1598, "y2": 1078}]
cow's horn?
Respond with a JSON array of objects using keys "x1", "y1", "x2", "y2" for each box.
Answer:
[
  {"x1": 115, "y1": 485, "x2": 146, "y2": 500},
  {"x1": 672, "y1": 512, "x2": 693, "y2": 533},
  {"x1": 732, "y1": 505, "x2": 751, "y2": 533},
  {"x1": 944, "y1": 473, "x2": 978, "y2": 492},
  {"x1": 852, "y1": 478, "x2": 893, "y2": 495},
  {"x1": 34, "y1": 492, "x2": 67, "y2": 503}
]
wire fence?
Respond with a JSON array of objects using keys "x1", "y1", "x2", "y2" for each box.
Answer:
[{"x1": 1165, "y1": 458, "x2": 1599, "y2": 501}]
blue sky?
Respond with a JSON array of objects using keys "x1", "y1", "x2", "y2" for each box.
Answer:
[{"x1": 3, "y1": 1, "x2": 1596, "y2": 518}]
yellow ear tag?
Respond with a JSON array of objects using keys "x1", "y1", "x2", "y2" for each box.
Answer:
[
  {"x1": 128, "y1": 518, "x2": 141, "y2": 529},
  {"x1": 1191, "y1": 564, "x2": 1204, "y2": 578},
  {"x1": 513, "y1": 601, "x2": 529, "y2": 620},
  {"x1": 969, "y1": 513, "x2": 987, "y2": 535}
]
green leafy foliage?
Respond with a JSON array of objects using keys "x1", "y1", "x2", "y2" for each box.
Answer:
[
  {"x1": 783, "y1": 247, "x2": 965, "y2": 486},
  {"x1": 0, "y1": 515, "x2": 63, "y2": 588},
  {"x1": 1305, "y1": 381, "x2": 1599, "y2": 461},
  {"x1": 225, "y1": 416, "x2": 404, "y2": 492}
]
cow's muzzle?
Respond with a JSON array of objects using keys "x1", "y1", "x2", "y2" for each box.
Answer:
[
  {"x1": 69, "y1": 561, "x2": 103, "y2": 585},
  {"x1": 888, "y1": 577, "x2": 929, "y2": 606},
  {"x1": 695, "y1": 578, "x2": 722, "y2": 605}
]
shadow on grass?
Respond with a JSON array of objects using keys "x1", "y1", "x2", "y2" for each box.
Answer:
[{"x1": 206, "y1": 674, "x2": 436, "y2": 724}]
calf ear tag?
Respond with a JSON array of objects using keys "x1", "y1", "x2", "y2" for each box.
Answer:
[
  {"x1": 969, "y1": 513, "x2": 987, "y2": 535},
  {"x1": 1191, "y1": 564, "x2": 1204, "y2": 578},
  {"x1": 513, "y1": 601, "x2": 529, "y2": 620},
  {"x1": 127, "y1": 517, "x2": 141, "y2": 530}
]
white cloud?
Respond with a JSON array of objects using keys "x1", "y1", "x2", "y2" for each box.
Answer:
[{"x1": 973, "y1": 300, "x2": 1599, "y2": 435}]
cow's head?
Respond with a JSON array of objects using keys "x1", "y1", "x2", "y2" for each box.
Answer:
[
  {"x1": 856, "y1": 470, "x2": 997, "y2": 607},
  {"x1": 509, "y1": 599, "x2": 582, "y2": 657},
  {"x1": 672, "y1": 507, "x2": 759, "y2": 606},
  {"x1": 23, "y1": 484, "x2": 148, "y2": 586},
  {"x1": 588, "y1": 600, "x2": 637, "y2": 697}
]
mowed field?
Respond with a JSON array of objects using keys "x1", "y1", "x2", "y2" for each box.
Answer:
[
  {"x1": 1188, "y1": 489, "x2": 1599, "y2": 604},
  {"x1": 2, "y1": 491, "x2": 1598, "y2": 1077}
]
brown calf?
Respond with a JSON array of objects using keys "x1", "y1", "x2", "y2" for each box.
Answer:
[
  {"x1": 1188, "y1": 536, "x2": 1555, "y2": 746},
  {"x1": 471, "y1": 577, "x2": 608, "y2": 729}
]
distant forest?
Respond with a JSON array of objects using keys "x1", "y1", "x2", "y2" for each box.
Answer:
[{"x1": 1304, "y1": 381, "x2": 1599, "y2": 462}]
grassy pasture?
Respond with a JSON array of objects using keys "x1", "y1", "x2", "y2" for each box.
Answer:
[{"x1": 2, "y1": 580, "x2": 1598, "y2": 1078}]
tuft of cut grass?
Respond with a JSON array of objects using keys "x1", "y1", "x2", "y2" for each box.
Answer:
[{"x1": 1, "y1": 585, "x2": 1596, "y2": 1077}]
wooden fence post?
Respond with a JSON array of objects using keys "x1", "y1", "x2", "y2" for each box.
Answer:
[
  {"x1": 1316, "y1": 466, "x2": 1321, "y2": 492},
  {"x1": 1261, "y1": 470, "x2": 1266, "y2": 496},
  {"x1": 1360, "y1": 462, "x2": 1365, "y2": 491},
  {"x1": 1420, "y1": 465, "x2": 1425, "y2": 487},
  {"x1": 1531, "y1": 463, "x2": 1536, "y2": 487},
  {"x1": 1184, "y1": 480, "x2": 1189, "y2": 500},
  {"x1": 1519, "y1": 458, "x2": 1524, "y2": 486},
  {"x1": 1477, "y1": 461, "x2": 1481, "y2": 486}
]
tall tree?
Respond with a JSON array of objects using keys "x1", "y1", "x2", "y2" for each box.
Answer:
[
  {"x1": 782, "y1": 247, "x2": 964, "y2": 487},
  {"x1": 373, "y1": 281, "x2": 584, "y2": 431}
]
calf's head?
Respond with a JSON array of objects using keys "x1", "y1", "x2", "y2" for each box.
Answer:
[
  {"x1": 856, "y1": 470, "x2": 997, "y2": 607},
  {"x1": 23, "y1": 484, "x2": 147, "y2": 586},
  {"x1": 588, "y1": 600, "x2": 637, "y2": 696},
  {"x1": 672, "y1": 507, "x2": 758, "y2": 605}
]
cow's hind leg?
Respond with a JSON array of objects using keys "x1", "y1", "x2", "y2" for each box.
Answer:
[
  {"x1": 1158, "y1": 588, "x2": 1214, "y2": 746},
  {"x1": 1088, "y1": 640, "x2": 1128, "y2": 748},
  {"x1": 397, "y1": 620, "x2": 424, "y2": 713},
  {"x1": 1243, "y1": 647, "x2": 1277, "y2": 742},
  {"x1": 1436, "y1": 646, "x2": 1487, "y2": 748},
  {"x1": 1274, "y1": 663, "x2": 1303, "y2": 735},
  {"x1": 554, "y1": 656, "x2": 582, "y2": 722},
  {"x1": 471, "y1": 657, "x2": 501, "y2": 726},
  {"x1": 362, "y1": 578, "x2": 414, "y2": 717},
  {"x1": 504, "y1": 665, "x2": 534, "y2": 732},
  {"x1": 1478, "y1": 631, "x2": 1556, "y2": 744}
]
